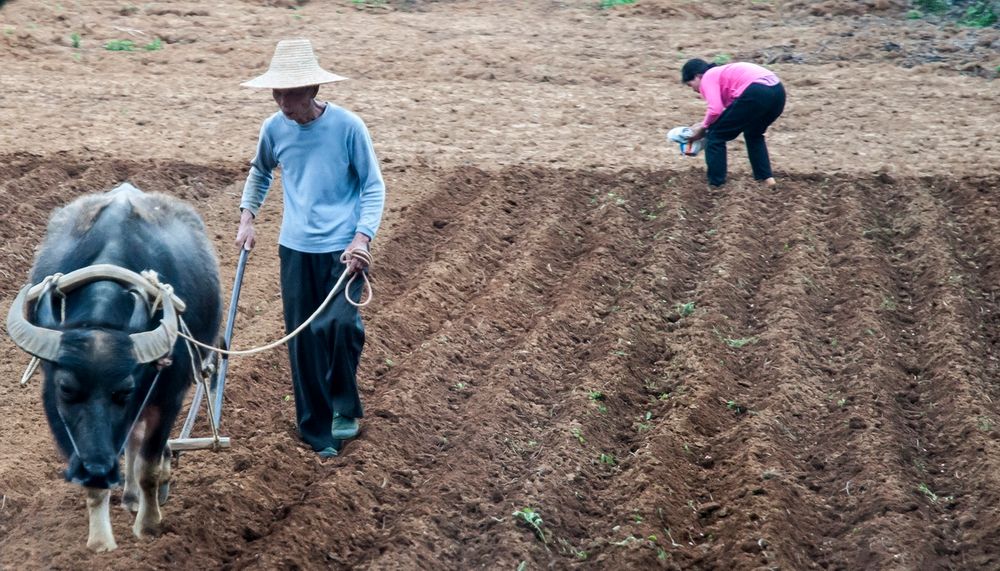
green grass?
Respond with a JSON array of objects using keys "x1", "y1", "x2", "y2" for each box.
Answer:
[
  {"x1": 960, "y1": 1, "x2": 998, "y2": 26},
  {"x1": 913, "y1": 0, "x2": 949, "y2": 14},
  {"x1": 599, "y1": 0, "x2": 636, "y2": 8}
]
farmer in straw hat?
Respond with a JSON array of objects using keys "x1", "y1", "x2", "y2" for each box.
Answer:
[
  {"x1": 681, "y1": 58, "x2": 785, "y2": 188},
  {"x1": 235, "y1": 39, "x2": 386, "y2": 459}
]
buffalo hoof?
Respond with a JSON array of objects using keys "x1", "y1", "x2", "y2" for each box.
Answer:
[
  {"x1": 87, "y1": 536, "x2": 118, "y2": 552},
  {"x1": 157, "y1": 480, "x2": 170, "y2": 506},
  {"x1": 133, "y1": 520, "x2": 162, "y2": 540},
  {"x1": 121, "y1": 492, "x2": 139, "y2": 513}
]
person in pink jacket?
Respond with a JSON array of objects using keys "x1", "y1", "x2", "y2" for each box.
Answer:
[{"x1": 682, "y1": 58, "x2": 786, "y2": 188}]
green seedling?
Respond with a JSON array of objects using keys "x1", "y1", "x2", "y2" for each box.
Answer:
[
  {"x1": 513, "y1": 507, "x2": 547, "y2": 543},
  {"x1": 588, "y1": 390, "x2": 605, "y2": 401},
  {"x1": 724, "y1": 336, "x2": 757, "y2": 348},
  {"x1": 712, "y1": 53, "x2": 732, "y2": 64},
  {"x1": 676, "y1": 301, "x2": 695, "y2": 317},
  {"x1": 104, "y1": 39, "x2": 136, "y2": 51},
  {"x1": 917, "y1": 483, "x2": 952, "y2": 503},
  {"x1": 917, "y1": 483, "x2": 939, "y2": 502},
  {"x1": 599, "y1": 453, "x2": 617, "y2": 466},
  {"x1": 726, "y1": 400, "x2": 748, "y2": 415},
  {"x1": 70, "y1": 32, "x2": 81, "y2": 48},
  {"x1": 571, "y1": 427, "x2": 585, "y2": 445},
  {"x1": 144, "y1": 38, "x2": 163, "y2": 51}
]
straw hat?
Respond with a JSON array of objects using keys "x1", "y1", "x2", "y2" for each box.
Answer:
[{"x1": 242, "y1": 39, "x2": 347, "y2": 89}]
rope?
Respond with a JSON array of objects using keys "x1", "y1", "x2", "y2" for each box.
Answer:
[
  {"x1": 17, "y1": 250, "x2": 373, "y2": 386},
  {"x1": 176, "y1": 249, "x2": 372, "y2": 357},
  {"x1": 117, "y1": 368, "x2": 164, "y2": 457}
]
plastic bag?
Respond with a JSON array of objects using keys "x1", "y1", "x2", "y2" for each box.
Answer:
[{"x1": 666, "y1": 126, "x2": 704, "y2": 156}]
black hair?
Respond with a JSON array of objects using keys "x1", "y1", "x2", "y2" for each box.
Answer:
[{"x1": 681, "y1": 58, "x2": 716, "y2": 83}]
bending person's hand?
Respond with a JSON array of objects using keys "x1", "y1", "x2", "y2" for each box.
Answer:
[{"x1": 688, "y1": 124, "x2": 707, "y2": 142}]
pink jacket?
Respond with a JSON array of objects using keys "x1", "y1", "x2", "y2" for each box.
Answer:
[{"x1": 699, "y1": 62, "x2": 780, "y2": 128}]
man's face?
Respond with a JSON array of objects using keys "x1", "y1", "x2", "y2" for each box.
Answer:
[{"x1": 272, "y1": 86, "x2": 319, "y2": 124}]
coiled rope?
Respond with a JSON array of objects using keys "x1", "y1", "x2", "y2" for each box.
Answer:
[{"x1": 175, "y1": 248, "x2": 373, "y2": 357}]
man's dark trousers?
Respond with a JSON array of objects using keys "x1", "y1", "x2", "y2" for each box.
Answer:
[
  {"x1": 279, "y1": 246, "x2": 366, "y2": 452},
  {"x1": 704, "y1": 82, "x2": 786, "y2": 187}
]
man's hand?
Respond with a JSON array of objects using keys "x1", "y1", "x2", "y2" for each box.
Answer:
[
  {"x1": 235, "y1": 209, "x2": 256, "y2": 250},
  {"x1": 344, "y1": 233, "x2": 371, "y2": 274},
  {"x1": 688, "y1": 124, "x2": 707, "y2": 142}
]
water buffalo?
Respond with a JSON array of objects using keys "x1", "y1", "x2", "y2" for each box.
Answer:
[{"x1": 6, "y1": 183, "x2": 221, "y2": 551}]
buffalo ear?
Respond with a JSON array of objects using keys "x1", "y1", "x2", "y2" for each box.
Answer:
[
  {"x1": 127, "y1": 290, "x2": 150, "y2": 332},
  {"x1": 34, "y1": 290, "x2": 59, "y2": 327}
]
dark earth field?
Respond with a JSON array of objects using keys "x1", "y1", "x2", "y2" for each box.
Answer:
[{"x1": 1, "y1": 0, "x2": 999, "y2": 569}]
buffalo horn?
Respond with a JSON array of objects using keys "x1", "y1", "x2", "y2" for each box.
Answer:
[
  {"x1": 6, "y1": 285, "x2": 62, "y2": 361},
  {"x1": 129, "y1": 294, "x2": 179, "y2": 363}
]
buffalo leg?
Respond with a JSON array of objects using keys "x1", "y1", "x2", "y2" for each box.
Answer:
[
  {"x1": 86, "y1": 487, "x2": 117, "y2": 552},
  {"x1": 121, "y1": 419, "x2": 145, "y2": 513},
  {"x1": 132, "y1": 406, "x2": 168, "y2": 539},
  {"x1": 132, "y1": 452, "x2": 163, "y2": 538},
  {"x1": 157, "y1": 444, "x2": 172, "y2": 506}
]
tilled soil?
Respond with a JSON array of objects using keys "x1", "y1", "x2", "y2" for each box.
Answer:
[{"x1": 0, "y1": 1, "x2": 998, "y2": 569}]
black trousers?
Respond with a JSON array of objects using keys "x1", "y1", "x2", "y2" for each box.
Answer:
[
  {"x1": 704, "y1": 82, "x2": 786, "y2": 187},
  {"x1": 279, "y1": 246, "x2": 366, "y2": 451}
]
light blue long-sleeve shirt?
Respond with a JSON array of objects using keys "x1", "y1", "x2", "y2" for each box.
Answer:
[{"x1": 240, "y1": 103, "x2": 386, "y2": 253}]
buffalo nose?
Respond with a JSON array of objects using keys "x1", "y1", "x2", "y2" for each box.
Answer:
[
  {"x1": 70, "y1": 460, "x2": 121, "y2": 488},
  {"x1": 83, "y1": 461, "x2": 114, "y2": 476}
]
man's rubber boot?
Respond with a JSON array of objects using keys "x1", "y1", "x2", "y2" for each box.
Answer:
[{"x1": 331, "y1": 414, "x2": 360, "y2": 440}]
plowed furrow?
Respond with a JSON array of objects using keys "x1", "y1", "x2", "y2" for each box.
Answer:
[
  {"x1": 224, "y1": 170, "x2": 718, "y2": 569},
  {"x1": 642, "y1": 179, "x2": 841, "y2": 569},
  {"x1": 222, "y1": 168, "x2": 618, "y2": 568},
  {"x1": 777, "y1": 176, "x2": 1000, "y2": 570},
  {"x1": 879, "y1": 178, "x2": 1000, "y2": 568}
]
